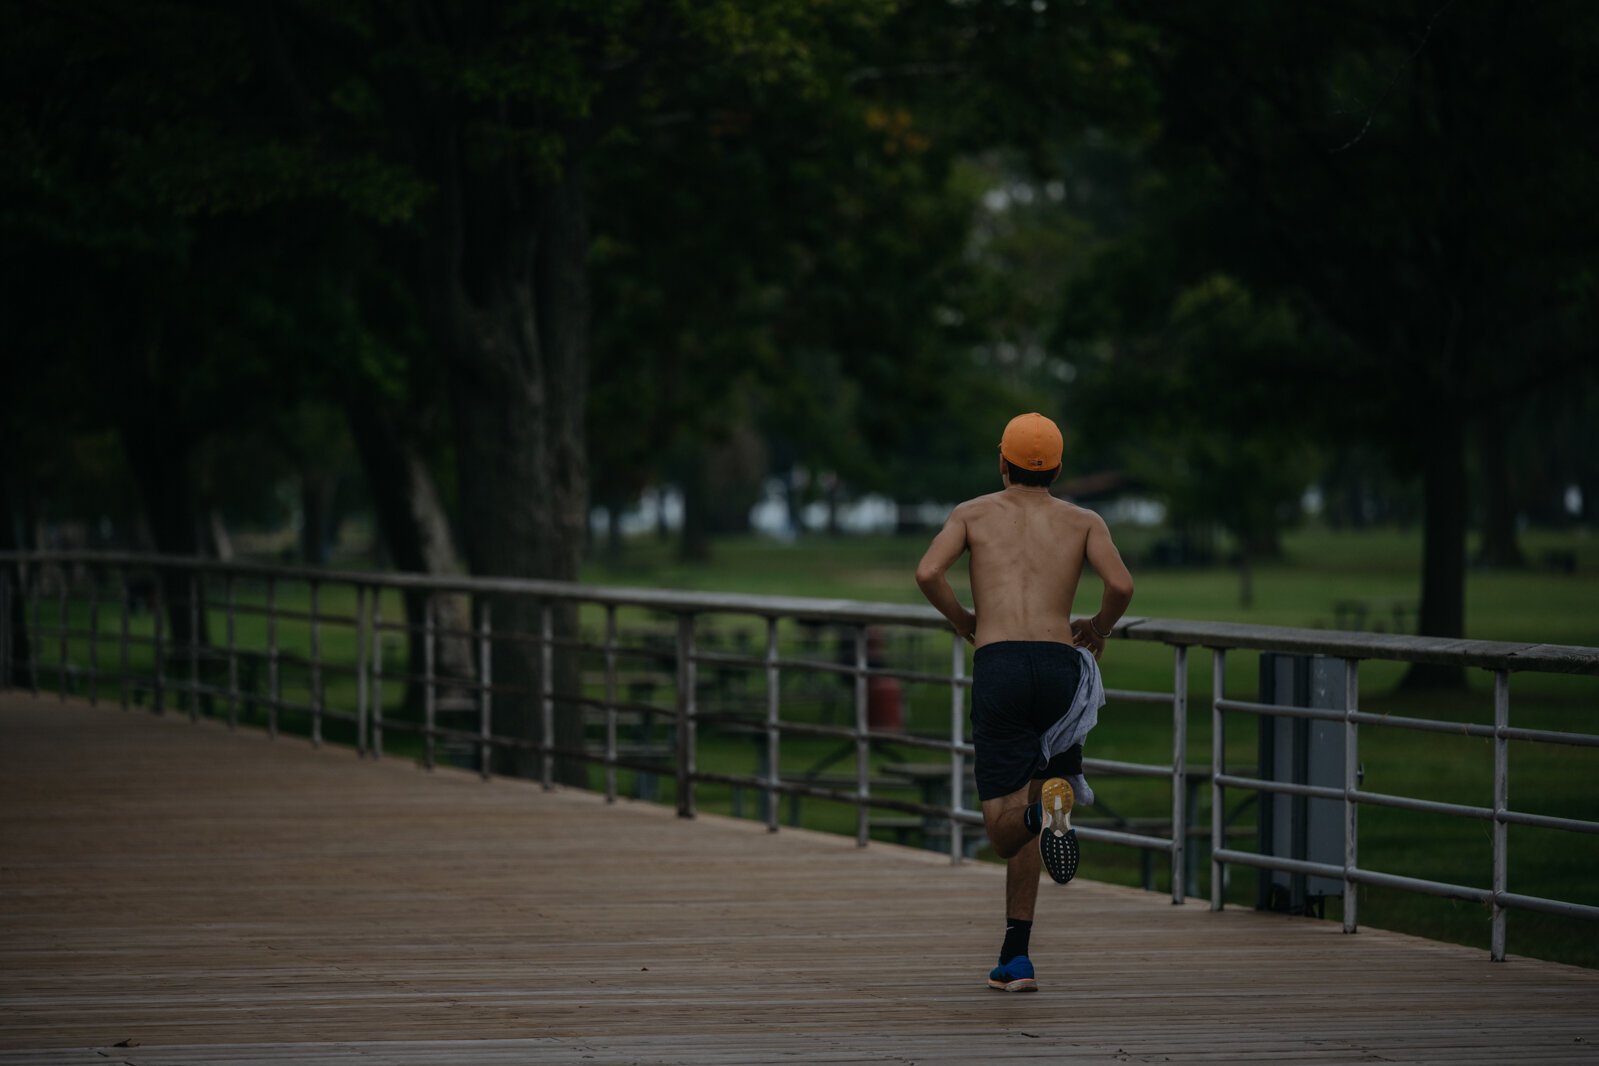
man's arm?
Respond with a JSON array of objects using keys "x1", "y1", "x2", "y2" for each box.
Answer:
[
  {"x1": 915, "y1": 506, "x2": 976, "y2": 644},
  {"x1": 1072, "y1": 512, "x2": 1134, "y2": 659}
]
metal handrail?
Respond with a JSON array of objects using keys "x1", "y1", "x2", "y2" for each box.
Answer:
[
  {"x1": 1207, "y1": 648, "x2": 1599, "y2": 964},
  {"x1": 3, "y1": 550, "x2": 1596, "y2": 963}
]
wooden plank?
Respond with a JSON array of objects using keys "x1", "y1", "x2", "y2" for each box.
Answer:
[{"x1": 2, "y1": 693, "x2": 1597, "y2": 1066}]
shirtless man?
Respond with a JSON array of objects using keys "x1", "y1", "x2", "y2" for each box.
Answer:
[{"x1": 915, "y1": 412, "x2": 1134, "y2": 993}]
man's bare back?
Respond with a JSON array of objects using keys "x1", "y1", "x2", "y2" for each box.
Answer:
[{"x1": 915, "y1": 482, "x2": 1134, "y2": 656}]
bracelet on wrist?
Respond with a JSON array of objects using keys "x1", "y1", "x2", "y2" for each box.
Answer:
[{"x1": 1089, "y1": 617, "x2": 1112, "y2": 640}]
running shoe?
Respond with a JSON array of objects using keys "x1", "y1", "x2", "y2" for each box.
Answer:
[
  {"x1": 1039, "y1": 776, "x2": 1079, "y2": 884},
  {"x1": 987, "y1": 954, "x2": 1037, "y2": 992}
]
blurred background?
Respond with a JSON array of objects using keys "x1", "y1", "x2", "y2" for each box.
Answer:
[{"x1": 4, "y1": 0, "x2": 1596, "y2": 650}]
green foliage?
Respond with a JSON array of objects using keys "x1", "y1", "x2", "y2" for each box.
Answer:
[
  {"x1": 1075, "y1": 273, "x2": 1323, "y2": 550},
  {"x1": 1123, "y1": 0, "x2": 1599, "y2": 450},
  {"x1": 587, "y1": 0, "x2": 991, "y2": 500},
  {"x1": 5, "y1": 0, "x2": 1596, "y2": 582}
]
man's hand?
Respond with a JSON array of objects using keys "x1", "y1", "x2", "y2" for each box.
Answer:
[
  {"x1": 954, "y1": 609, "x2": 977, "y2": 645},
  {"x1": 1071, "y1": 617, "x2": 1105, "y2": 660}
]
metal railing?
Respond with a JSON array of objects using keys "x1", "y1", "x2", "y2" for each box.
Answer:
[
  {"x1": 1127, "y1": 618, "x2": 1599, "y2": 960},
  {"x1": 2, "y1": 551, "x2": 1596, "y2": 962}
]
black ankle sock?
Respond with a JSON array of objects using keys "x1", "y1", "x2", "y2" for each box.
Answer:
[
  {"x1": 1022, "y1": 801, "x2": 1042, "y2": 835},
  {"x1": 1000, "y1": 918, "x2": 1033, "y2": 963}
]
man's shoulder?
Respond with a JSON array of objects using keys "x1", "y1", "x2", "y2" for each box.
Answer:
[
  {"x1": 1051, "y1": 496, "x2": 1101, "y2": 518},
  {"x1": 1054, "y1": 498, "x2": 1109, "y2": 530},
  {"x1": 952, "y1": 491, "x2": 1007, "y2": 518}
]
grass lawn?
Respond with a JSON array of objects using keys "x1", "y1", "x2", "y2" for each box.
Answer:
[{"x1": 15, "y1": 523, "x2": 1598, "y2": 966}]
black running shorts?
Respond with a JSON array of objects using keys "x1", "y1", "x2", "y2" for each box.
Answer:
[{"x1": 971, "y1": 640, "x2": 1085, "y2": 801}]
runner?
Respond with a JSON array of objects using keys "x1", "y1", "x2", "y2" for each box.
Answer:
[{"x1": 914, "y1": 412, "x2": 1135, "y2": 993}]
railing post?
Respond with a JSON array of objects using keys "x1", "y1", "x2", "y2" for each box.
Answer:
[
  {"x1": 309, "y1": 579, "x2": 322, "y2": 747},
  {"x1": 355, "y1": 584, "x2": 368, "y2": 756},
  {"x1": 1491, "y1": 669, "x2": 1510, "y2": 962},
  {"x1": 477, "y1": 596, "x2": 492, "y2": 781},
  {"x1": 1342, "y1": 656, "x2": 1360, "y2": 934},
  {"x1": 950, "y1": 631, "x2": 967, "y2": 864},
  {"x1": 265, "y1": 576, "x2": 278, "y2": 738},
  {"x1": 854, "y1": 625, "x2": 869, "y2": 848},
  {"x1": 370, "y1": 590, "x2": 383, "y2": 759},
  {"x1": 423, "y1": 593, "x2": 436, "y2": 771},
  {"x1": 118, "y1": 571, "x2": 130, "y2": 710},
  {"x1": 187, "y1": 572, "x2": 199, "y2": 722},
  {"x1": 764, "y1": 616, "x2": 780, "y2": 832},
  {"x1": 1171, "y1": 644, "x2": 1188, "y2": 903},
  {"x1": 604, "y1": 604, "x2": 619, "y2": 803},
  {"x1": 542, "y1": 603, "x2": 556, "y2": 791},
  {"x1": 1210, "y1": 648, "x2": 1226, "y2": 911},
  {"x1": 86, "y1": 571, "x2": 99, "y2": 706},
  {"x1": 225, "y1": 574, "x2": 238, "y2": 730},
  {"x1": 674, "y1": 613, "x2": 697, "y2": 817},
  {"x1": 56, "y1": 576, "x2": 68, "y2": 701}
]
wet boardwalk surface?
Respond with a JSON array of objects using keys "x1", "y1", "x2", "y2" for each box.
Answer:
[{"x1": 2, "y1": 693, "x2": 1597, "y2": 1064}]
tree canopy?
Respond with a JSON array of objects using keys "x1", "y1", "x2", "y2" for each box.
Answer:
[{"x1": 4, "y1": 0, "x2": 1596, "y2": 704}]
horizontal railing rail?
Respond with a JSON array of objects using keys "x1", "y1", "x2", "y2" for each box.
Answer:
[{"x1": 2, "y1": 550, "x2": 1595, "y2": 963}]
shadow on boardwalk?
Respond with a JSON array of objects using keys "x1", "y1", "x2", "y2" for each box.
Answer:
[{"x1": 2, "y1": 693, "x2": 1596, "y2": 1065}]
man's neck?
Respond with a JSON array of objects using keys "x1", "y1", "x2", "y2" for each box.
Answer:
[{"x1": 1004, "y1": 483, "x2": 1053, "y2": 496}]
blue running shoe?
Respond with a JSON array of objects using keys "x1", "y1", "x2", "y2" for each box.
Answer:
[{"x1": 987, "y1": 955, "x2": 1037, "y2": 992}]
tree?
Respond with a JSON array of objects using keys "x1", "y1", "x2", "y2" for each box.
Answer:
[
  {"x1": 251, "y1": 1, "x2": 922, "y2": 776},
  {"x1": 1115, "y1": 0, "x2": 1599, "y2": 683},
  {"x1": 1, "y1": 0, "x2": 429, "y2": 666},
  {"x1": 8, "y1": 0, "x2": 919, "y2": 777},
  {"x1": 1072, "y1": 274, "x2": 1325, "y2": 605}
]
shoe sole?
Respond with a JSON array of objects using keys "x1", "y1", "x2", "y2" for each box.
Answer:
[
  {"x1": 987, "y1": 977, "x2": 1038, "y2": 992},
  {"x1": 1039, "y1": 777, "x2": 1079, "y2": 884}
]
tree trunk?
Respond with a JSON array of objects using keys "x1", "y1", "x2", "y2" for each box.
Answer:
[
  {"x1": 605, "y1": 500, "x2": 624, "y2": 564},
  {"x1": 1474, "y1": 412, "x2": 1525, "y2": 568},
  {"x1": 678, "y1": 453, "x2": 711, "y2": 563},
  {"x1": 655, "y1": 490, "x2": 671, "y2": 541},
  {"x1": 120, "y1": 409, "x2": 214, "y2": 714},
  {"x1": 434, "y1": 167, "x2": 590, "y2": 784},
  {"x1": 208, "y1": 509, "x2": 234, "y2": 562},
  {"x1": 0, "y1": 455, "x2": 34, "y2": 690},
  {"x1": 783, "y1": 468, "x2": 804, "y2": 538},
  {"x1": 342, "y1": 392, "x2": 476, "y2": 715},
  {"x1": 299, "y1": 471, "x2": 336, "y2": 566},
  {"x1": 1402, "y1": 415, "x2": 1469, "y2": 690},
  {"x1": 119, "y1": 417, "x2": 210, "y2": 647}
]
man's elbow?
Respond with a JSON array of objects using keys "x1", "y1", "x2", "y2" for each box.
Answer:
[
  {"x1": 914, "y1": 565, "x2": 941, "y2": 590},
  {"x1": 1108, "y1": 573, "x2": 1135, "y2": 602}
]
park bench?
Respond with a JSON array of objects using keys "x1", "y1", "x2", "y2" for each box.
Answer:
[{"x1": 1331, "y1": 599, "x2": 1417, "y2": 634}]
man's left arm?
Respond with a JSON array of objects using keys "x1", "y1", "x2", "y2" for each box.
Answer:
[
  {"x1": 915, "y1": 507, "x2": 976, "y2": 643},
  {"x1": 1072, "y1": 511, "x2": 1134, "y2": 659}
]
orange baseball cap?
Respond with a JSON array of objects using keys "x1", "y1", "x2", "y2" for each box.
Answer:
[{"x1": 999, "y1": 412, "x2": 1063, "y2": 471}]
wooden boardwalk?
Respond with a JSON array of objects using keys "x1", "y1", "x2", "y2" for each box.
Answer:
[{"x1": 2, "y1": 694, "x2": 1596, "y2": 1065}]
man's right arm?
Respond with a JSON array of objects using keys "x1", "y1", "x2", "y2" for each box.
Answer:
[
  {"x1": 915, "y1": 506, "x2": 976, "y2": 643},
  {"x1": 1073, "y1": 512, "x2": 1134, "y2": 658}
]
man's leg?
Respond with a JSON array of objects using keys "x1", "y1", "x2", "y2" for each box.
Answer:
[
  {"x1": 981, "y1": 782, "x2": 1037, "y2": 860},
  {"x1": 1006, "y1": 779, "x2": 1045, "y2": 920},
  {"x1": 985, "y1": 780, "x2": 1045, "y2": 991}
]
